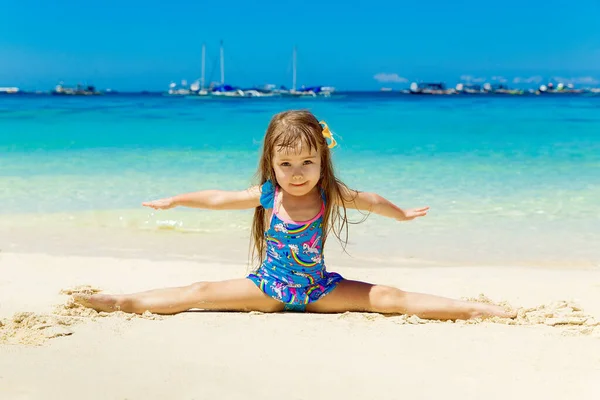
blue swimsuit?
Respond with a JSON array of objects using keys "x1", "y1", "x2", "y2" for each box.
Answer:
[{"x1": 247, "y1": 181, "x2": 344, "y2": 311}]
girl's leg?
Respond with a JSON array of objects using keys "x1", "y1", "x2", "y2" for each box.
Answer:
[
  {"x1": 306, "y1": 280, "x2": 515, "y2": 320},
  {"x1": 73, "y1": 279, "x2": 284, "y2": 315}
]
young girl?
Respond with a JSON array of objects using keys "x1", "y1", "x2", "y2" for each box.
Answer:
[{"x1": 74, "y1": 110, "x2": 513, "y2": 320}]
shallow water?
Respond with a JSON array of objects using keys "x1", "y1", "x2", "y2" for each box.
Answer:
[{"x1": 1, "y1": 94, "x2": 599, "y2": 266}]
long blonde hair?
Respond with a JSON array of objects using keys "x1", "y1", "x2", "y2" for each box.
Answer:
[{"x1": 250, "y1": 110, "x2": 353, "y2": 267}]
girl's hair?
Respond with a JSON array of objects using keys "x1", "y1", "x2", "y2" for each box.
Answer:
[{"x1": 250, "y1": 110, "x2": 354, "y2": 267}]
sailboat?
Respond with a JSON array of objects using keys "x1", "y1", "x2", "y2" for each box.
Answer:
[
  {"x1": 288, "y1": 46, "x2": 334, "y2": 97},
  {"x1": 190, "y1": 43, "x2": 209, "y2": 96},
  {"x1": 210, "y1": 41, "x2": 244, "y2": 97},
  {"x1": 288, "y1": 46, "x2": 313, "y2": 97}
]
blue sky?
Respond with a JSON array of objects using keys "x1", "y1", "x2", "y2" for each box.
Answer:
[{"x1": 1, "y1": 0, "x2": 599, "y2": 91}]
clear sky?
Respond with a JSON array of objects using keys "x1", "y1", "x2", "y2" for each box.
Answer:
[{"x1": 1, "y1": 0, "x2": 599, "y2": 91}]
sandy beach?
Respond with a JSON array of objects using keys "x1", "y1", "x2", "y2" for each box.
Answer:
[{"x1": 1, "y1": 252, "x2": 599, "y2": 399}]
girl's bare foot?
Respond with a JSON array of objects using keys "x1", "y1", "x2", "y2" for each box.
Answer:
[{"x1": 72, "y1": 293, "x2": 122, "y2": 313}]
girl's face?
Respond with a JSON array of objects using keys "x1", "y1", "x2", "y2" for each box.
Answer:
[{"x1": 272, "y1": 144, "x2": 321, "y2": 197}]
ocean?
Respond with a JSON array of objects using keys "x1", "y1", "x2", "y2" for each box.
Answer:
[{"x1": 1, "y1": 93, "x2": 599, "y2": 268}]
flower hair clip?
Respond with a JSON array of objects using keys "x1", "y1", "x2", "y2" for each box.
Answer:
[{"x1": 319, "y1": 121, "x2": 337, "y2": 149}]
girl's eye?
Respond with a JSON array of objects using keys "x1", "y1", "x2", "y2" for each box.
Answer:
[
  {"x1": 303, "y1": 160, "x2": 313, "y2": 165},
  {"x1": 281, "y1": 162, "x2": 291, "y2": 167}
]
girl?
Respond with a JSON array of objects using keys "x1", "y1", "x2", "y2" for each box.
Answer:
[{"x1": 74, "y1": 110, "x2": 513, "y2": 320}]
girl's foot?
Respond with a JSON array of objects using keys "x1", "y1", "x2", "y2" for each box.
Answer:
[{"x1": 72, "y1": 293, "x2": 121, "y2": 313}]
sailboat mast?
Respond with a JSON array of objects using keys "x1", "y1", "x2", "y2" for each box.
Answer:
[
  {"x1": 292, "y1": 46, "x2": 297, "y2": 91},
  {"x1": 201, "y1": 43, "x2": 206, "y2": 90},
  {"x1": 220, "y1": 40, "x2": 225, "y2": 84}
]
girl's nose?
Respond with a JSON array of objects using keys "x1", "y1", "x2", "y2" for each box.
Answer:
[{"x1": 292, "y1": 169, "x2": 303, "y2": 180}]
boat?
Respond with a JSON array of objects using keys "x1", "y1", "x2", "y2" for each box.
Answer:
[
  {"x1": 210, "y1": 41, "x2": 245, "y2": 97},
  {"x1": 455, "y1": 83, "x2": 482, "y2": 94},
  {"x1": 288, "y1": 46, "x2": 334, "y2": 97},
  {"x1": 240, "y1": 87, "x2": 278, "y2": 97},
  {"x1": 292, "y1": 86, "x2": 334, "y2": 97},
  {"x1": 0, "y1": 87, "x2": 20, "y2": 94},
  {"x1": 170, "y1": 43, "x2": 209, "y2": 97},
  {"x1": 409, "y1": 82, "x2": 455, "y2": 95},
  {"x1": 167, "y1": 81, "x2": 191, "y2": 96},
  {"x1": 211, "y1": 84, "x2": 244, "y2": 97},
  {"x1": 52, "y1": 83, "x2": 101, "y2": 95},
  {"x1": 538, "y1": 82, "x2": 583, "y2": 94},
  {"x1": 190, "y1": 43, "x2": 209, "y2": 96},
  {"x1": 489, "y1": 83, "x2": 523, "y2": 95}
]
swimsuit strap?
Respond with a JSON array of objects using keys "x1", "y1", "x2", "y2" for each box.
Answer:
[{"x1": 259, "y1": 180, "x2": 276, "y2": 209}]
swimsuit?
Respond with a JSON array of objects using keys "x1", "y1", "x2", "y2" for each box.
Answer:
[{"x1": 247, "y1": 180, "x2": 343, "y2": 311}]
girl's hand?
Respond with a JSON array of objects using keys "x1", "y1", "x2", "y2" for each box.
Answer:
[
  {"x1": 398, "y1": 206, "x2": 430, "y2": 221},
  {"x1": 142, "y1": 197, "x2": 177, "y2": 210}
]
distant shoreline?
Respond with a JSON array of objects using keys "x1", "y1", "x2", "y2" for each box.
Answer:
[{"x1": 2, "y1": 91, "x2": 600, "y2": 98}]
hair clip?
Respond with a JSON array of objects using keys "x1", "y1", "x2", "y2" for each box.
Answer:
[{"x1": 319, "y1": 121, "x2": 337, "y2": 149}]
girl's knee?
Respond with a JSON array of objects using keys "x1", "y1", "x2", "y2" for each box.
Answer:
[
  {"x1": 189, "y1": 281, "x2": 210, "y2": 293},
  {"x1": 186, "y1": 281, "x2": 214, "y2": 302},
  {"x1": 370, "y1": 285, "x2": 407, "y2": 312}
]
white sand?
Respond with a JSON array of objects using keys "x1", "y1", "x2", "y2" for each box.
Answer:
[{"x1": 1, "y1": 252, "x2": 599, "y2": 400}]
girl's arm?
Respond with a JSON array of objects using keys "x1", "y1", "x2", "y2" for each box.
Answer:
[
  {"x1": 337, "y1": 184, "x2": 429, "y2": 221},
  {"x1": 142, "y1": 186, "x2": 261, "y2": 210}
]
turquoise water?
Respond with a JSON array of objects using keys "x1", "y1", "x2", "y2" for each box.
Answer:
[{"x1": 1, "y1": 94, "x2": 599, "y2": 266}]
